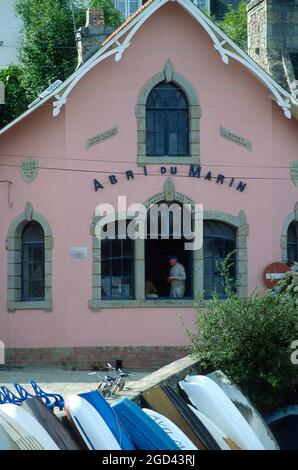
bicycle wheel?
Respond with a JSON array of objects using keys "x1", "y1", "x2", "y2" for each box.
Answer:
[
  {"x1": 109, "y1": 381, "x2": 119, "y2": 396},
  {"x1": 97, "y1": 382, "x2": 106, "y2": 394},
  {"x1": 119, "y1": 380, "x2": 126, "y2": 391}
]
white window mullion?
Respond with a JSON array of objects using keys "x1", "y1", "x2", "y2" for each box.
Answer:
[{"x1": 114, "y1": 0, "x2": 142, "y2": 19}]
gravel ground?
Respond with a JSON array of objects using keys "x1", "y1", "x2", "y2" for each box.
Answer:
[{"x1": 0, "y1": 366, "x2": 149, "y2": 400}]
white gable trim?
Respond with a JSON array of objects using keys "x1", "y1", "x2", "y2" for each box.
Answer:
[
  {"x1": 1, "y1": 0, "x2": 298, "y2": 136},
  {"x1": 53, "y1": 0, "x2": 169, "y2": 117},
  {"x1": 51, "y1": 0, "x2": 296, "y2": 119}
]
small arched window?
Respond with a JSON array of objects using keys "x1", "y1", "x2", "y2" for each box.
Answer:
[
  {"x1": 203, "y1": 221, "x2": 236, "y2": 299},
  {"x1": 287, "y1": 221, "x2": 298, "y2": 263},
  {"x1": 21, "y1": 222, "x2": 45, "y2": 301},
  {"x1": 146, "y1": 82, "x2": 189, "y2": 157}
]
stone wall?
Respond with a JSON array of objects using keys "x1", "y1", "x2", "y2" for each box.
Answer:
[
  {"x1": 114, "y1": 354, "x2": 200, "y2": 405},
  {"x1": 5, "y1": 346, "x2": 189, "y2": 370},
  {"x1": 247, "y1": 0, "x2": 298, "y2": 92},
  {"x1": 247, "y1": 0, "x2": 268, "y2": 73}
]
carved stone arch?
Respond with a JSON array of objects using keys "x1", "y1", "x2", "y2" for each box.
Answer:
[
  {"x1": 136, "y1": 61, "x2": 200, "y2": 107},
  {"x1": 88, "y1": 185, "x2": 249, "y2": 311},
  {"x1": 136, "y1": 61, "x2": 200, "y2": 166},
  {"x1": 6, "y1": 202, "x2": 53, "y2": 312},
  {"x1": 143, "y1": 177, "x2": 197, "y2": 209},
  {"x1": 89, "y1": 181, "x2": 201, "y2": 311},
  {"x1": 280, "y1": 202, "x2": 298, "y2": 262}
]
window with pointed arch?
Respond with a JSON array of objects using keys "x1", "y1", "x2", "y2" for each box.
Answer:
[
  {"x1": 146, "y1": 82, "x2": 189, "y2": 157},
  {"x1": 21, "y1": 221, "x2": 45, "y2": 301}
]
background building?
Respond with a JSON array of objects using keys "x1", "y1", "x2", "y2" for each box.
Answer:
[
  {"x1": 0, "y1": 0, "x2": 22, "y2": 68},
  {"x1": 248, "y1": 0, "x2": 298, "y2": 99}
]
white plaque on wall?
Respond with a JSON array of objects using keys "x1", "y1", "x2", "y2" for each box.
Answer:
[{"x1": 69, "y1": 246, "x2": 88, "y2": 260}]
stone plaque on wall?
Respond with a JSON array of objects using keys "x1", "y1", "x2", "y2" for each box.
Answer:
[
  {"x1": 86, "y1": 126, "x2": 118, "y2": 150},
  {"x1": 220, "y1": 126, "x2": 252, "y2": 151},
  {"x1": 19, "y1": 158, "x2": 39, "y2": 184},
  {"x1": 290, "y1": 160, "x2": 298, "y2": 186}
]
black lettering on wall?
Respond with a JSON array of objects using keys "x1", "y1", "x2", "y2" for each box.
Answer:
[
  {"x1": 216, "y1": 174, "x2": 225, "y2": 184},
  {"x1": 236, "y1": 181, "x2": 246, "y2": 192},
  {"x1": 126, "y1": 170, "x2": 134, "y2": 180},
  {"x1": 94, "y1": 179, "x2": 104, "y2": 191},
  {"x1": 189, "y1": 165, "x2": 201, "y2": 178},
  {"x1": 109, "y1": 175, "x2": 118, "y2": 185}
]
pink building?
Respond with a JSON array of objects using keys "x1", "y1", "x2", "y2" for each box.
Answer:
[{"x1": 0, "y1": 0, "x2": 297, "y2": 369}]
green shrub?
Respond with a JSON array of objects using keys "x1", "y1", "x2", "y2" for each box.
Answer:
[
  {"x1": 272, "y1": 267, "x2": 298, "y2": 306},
  {"x1": 189, "y1": 262, "x2": 298, "y2": 414}
]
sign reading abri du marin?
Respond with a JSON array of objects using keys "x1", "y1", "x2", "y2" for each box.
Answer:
[{"x1": 93, "y1": 164, "x2": 247, "y2": 193}]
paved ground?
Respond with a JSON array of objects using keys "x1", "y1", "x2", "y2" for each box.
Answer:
[{"x1": 0, "y1": 366, "x2": 150, "y2": 400}]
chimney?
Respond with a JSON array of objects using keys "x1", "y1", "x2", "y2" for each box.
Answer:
[
  {"x1": 76, "y1": 9, "x2": 116, "y2": 66},
  {"x1": 247, "y1": 0, "x2": 298, "y2": 98},
  {"x1": 86, "y1": 9, "x2": 105, "y2": 26}
]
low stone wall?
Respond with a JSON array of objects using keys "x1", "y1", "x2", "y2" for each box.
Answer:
[
  {"x1": 5, "y1": 346, "x2": 189, "y2": 370},
  {"x1": 115, "y1": 355, "x2": 200, "y2": 405}
]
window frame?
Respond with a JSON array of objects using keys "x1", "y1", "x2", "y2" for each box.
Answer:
[
  {"x1": 281, "y1": 205, "x2": 298, "y2": 264},
  {"x1": 101, "y1": 235, "x2": 135, "y2": 301},
  {"x1": 287, "y1": 221, "x2": 298, "y2": 264},
  {"x1": 7, "y1": 202, "x2": 53, "y2": 313},
  {"x1": 89, "y1": 190, "x2": 248, "y2": 311},
  {"x1": 210, "y1": 0, "x2": 241, "y2": 20},
  {"x1": 136, "y1": 63, "x2": 200, "y2": 166},
  {"x1": 21, "y1": 222, "x2": 45, "y2": 302},
  {"x1": 113, "y1": 0, "x2": 141, "y2": 19},
  {"x1": 146, "y1": 82, "x2": 189, "y2": 157},
  {"x1": 203, "y1": 221, "x2": 237, "y2": 300},
  {"x1": 144, "y1": 201, "x2": 194, "y2": 300}
]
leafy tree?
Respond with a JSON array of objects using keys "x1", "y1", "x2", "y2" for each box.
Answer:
[
  {"x1": 0, "y1": 65, "x2": 28, "y2": 128},
  {"x1": 0, "y1": 0, "x2": 121, "y2": 126},
  {"x1": 90, "y1": 0, "x2": 123, "y2": 25},
  {"x1": 203, "y1": 1, "x2": 247, "y2": 51},
  {"x1": 15, "y1": 0, "x2": 85, "y2": 104},
  {"x1": 219, "y1": 1, "x2": 248, "y2": 51}
]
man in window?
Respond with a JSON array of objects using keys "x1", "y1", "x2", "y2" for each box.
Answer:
[{"x1": 167, "y1": 255, "x2": 186, "y2": 298}]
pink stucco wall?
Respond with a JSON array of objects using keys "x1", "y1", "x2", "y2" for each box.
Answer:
[{"x1": 0, "y1": 3, "x2": 297, "y2": 349}]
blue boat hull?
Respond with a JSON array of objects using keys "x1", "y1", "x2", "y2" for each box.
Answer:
[
  {"x1": 80, "y1": 390, "x2": 135, "y2": 450},
  {"x1": 112, "y1": 398, "x2": 181, "y2": 450}
]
